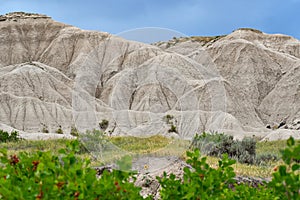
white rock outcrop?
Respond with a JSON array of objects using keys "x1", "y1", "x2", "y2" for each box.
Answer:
[{"x1": 0, "y1": 14, "x2": 299, "y2": 140}]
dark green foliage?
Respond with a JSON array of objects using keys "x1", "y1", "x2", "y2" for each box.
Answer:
[
  {"x1": 41, "y1": 123, "x2": 49, "y2": 133},
  {"x1": 191, "y1": 133, "x2": 279, "y2": 165},
  {"x1": 0, "y1": 130, "x2": 21, "y2": 143},
  {"x1": 77, "y1": 141, "x2": 90, "y2": 154},
  {"x1": 0, "y1": 136, "x2": 298, "y2": 199},
  {"x1": 158, "y1": 149, "x2": 276, "y2": 200},
  {"x1": 163, "y1": 114, "x2": 174, "y2": 125},
  {"x1": 0, "y1": 140, "x2": 147, "y2": 199},
  {"x1": 42, "y1": 127, "x2": 49, "y2": 133},
  {"x1": 268, "y1": 137, "x2": 300, "y2": 200},
  {"x1": 191, "y1": 133, "x2": 257, "y2": 164},
  {"x1": 168, "y1": 124, "x2": 177, "y2": 133},
  {"x1": 56, "y1": 128, "x2": 63, "y2": 134},
  {"x1": 159, "y1": 140, "x2": 300, "y2": 199},
  {"x1": 163, "y1": 115, "x2": 178, "y2": 133},
  {"x1": 99, "y1": 119, "x2": 109, "y2": 130},
  {"x1": 56, "y1": 126, "x2": 63, "y2": 134},
  {"x1": 70, "y1": 126, "x2": 79, "y2": 137}
]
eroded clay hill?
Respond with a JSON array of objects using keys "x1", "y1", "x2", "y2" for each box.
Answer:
[{"x1": 0, "y1": 13, "x2": 299, "y2": 140}]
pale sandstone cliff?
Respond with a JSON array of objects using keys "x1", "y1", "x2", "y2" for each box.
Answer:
[{"x1": 0, "y1": 13, "x2": 299, "y2": 140}]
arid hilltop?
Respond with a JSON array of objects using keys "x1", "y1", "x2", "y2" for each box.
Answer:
[{"x1": 0, "y1": 12, "x2": 299, "y2": 140}]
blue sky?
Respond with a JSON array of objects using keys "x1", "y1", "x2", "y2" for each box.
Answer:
[{"x1": 1, "y1": 0, "x2": 300, "y2": 42}]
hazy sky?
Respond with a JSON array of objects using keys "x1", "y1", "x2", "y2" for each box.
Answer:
[{"x1": 1, "y1": 0, "x2": 300, "y2": 42}]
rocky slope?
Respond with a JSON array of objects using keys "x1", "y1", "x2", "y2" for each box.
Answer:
[
  {"x1": 0, "y1": 13, "x2": 299, "y2": 141},
  {"x1": 155, "y1": 28, "x2": 300, "y2": 140}
]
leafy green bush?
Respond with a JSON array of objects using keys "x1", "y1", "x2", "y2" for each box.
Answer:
[
  {"x1": 163, "y1": 115, "x2": 178, "y2": 133},
  {"x1": 70, "y1": 126, "x2": 79, "y2": 137},
  {"x1": 191, "y1": 133, "x2": 257, "y2": 164},
  {"x1": 158, "y1": 149, "x2": 277, "y2": 199},
  {"x1": 159, "y1": 138, "x2": 300, "y2": 199},
  {"x1": 99, "y1": 119, "x2": 109, "y2": 130},
  {"x1": 168, "y1": 124, "x2": 178, "y2": 133},
  {"x1": 41, "y1": 124, "x2": 49, "y2": 133},
  {"x1": 0, "y1": 140, "x2": 146, "y2": 199},
  {"x1": 0, "y1": 133, "x2": 298, "y2": 199},
  {"x1": 163, "y1": 115, "x2": 174, "y2": 125},
  {"x1": 191, "y1": 133, "x2": 282, "y2": 165},
  {"x1": 268, "y1": 137, "x2": 300, "y2": 200},
  {"x1": 158, "y1": 150, "x2": 236, "y2": 199},
  {"x1": 0, "y1": 130, "x2": 21, "y2": 143},
  {"x1": 42, "y1": 127, "x2": 49, "y2": 133},
  {"x1": 56, "y1": 126, "x2": 63, "y2": 134}
]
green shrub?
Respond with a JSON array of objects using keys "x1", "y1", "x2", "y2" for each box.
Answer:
[
  {"x1": 163, "y1": 115, "x2": 178, "y2": 134},
  {"x1": 163, "y1": 114, "x2": 174, "y2": 125},
  {"x1": 56, "y1": 126, "x2": 63, "y2": 134},
  {"x1": 191, "y1": 133, "x2": 257, "y2": 164},
  {"x1": 0, "y1": 140, "x2": 147, "y2": 199},
  {"x1": 0, "y1": 130, "x2": 21, "y2": 143},
  {"x1": 268, "y1": 137, "x2": 300, "y2": 200},
  {"x1": 41, "y1": 123, "x2": 49, "y2": 133},
  {"x1": 168, "y1": 124, "x2": 178, "y2": 133},
  {"x1": 70, "y1": 126, "x2": 79, "y2": 137},
  {"x1": 0, "y1": 135, "x2": 298, "y2": 199},
  {"x1": 157, "y1": 149, "x2": 276, "y2": 199},
  {"x1": 99, "y1": 119, "x2": 109, "y2": 130},
  {"x1": 158, "y1": 149, "x2": 232, "y2": 199},
  {"x1": 255, "y1": 153, "x2": 279, "y2": 165},
  {"x1": 42, "y1": 127, "x2": 49, "y2": 133}
]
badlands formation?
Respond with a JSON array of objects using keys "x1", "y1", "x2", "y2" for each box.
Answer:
[{"x1": 0, "y1": 12, "x2": 299, "y2": 141}]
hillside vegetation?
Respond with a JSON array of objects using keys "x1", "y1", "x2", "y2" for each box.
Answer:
[{"x1": 0, "y1": 129, "x2": 299, "y2": 199}]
